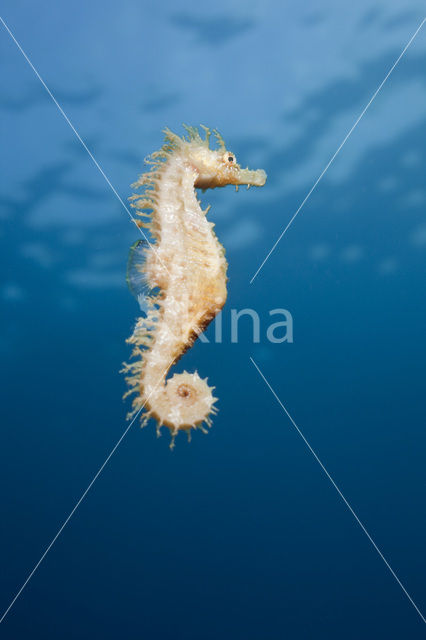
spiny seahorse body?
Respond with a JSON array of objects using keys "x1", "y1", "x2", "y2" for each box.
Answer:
[{"x1": 123, "y1": 126, "x2": 266, "y2": 447}]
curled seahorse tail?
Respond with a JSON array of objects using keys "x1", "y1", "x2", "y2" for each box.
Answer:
[{"x1": 143, "y1": 371, "x2": 218, "y2": 449}]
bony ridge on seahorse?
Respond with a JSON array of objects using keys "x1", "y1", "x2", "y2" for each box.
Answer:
[{"x1": 122, "y1": 125, "x2": 266, "y2": 448}]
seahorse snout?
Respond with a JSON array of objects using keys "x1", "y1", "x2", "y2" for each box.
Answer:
[{"x1": 235, "y1": 168, "x2": 267, "y2": 187}]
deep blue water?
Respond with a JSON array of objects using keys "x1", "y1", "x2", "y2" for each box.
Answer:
[{"x1": 1, "y1": 2, "x2": 426, "y2": 638}]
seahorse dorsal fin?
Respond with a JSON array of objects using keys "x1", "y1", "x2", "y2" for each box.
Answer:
[{"x1": 126, "y1": 239, "x2": 149, "y2": 306}]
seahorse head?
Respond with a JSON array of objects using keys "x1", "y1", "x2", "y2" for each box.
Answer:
[{"x1": 163, "y1": 125, "x2": 267, "y2": 190}]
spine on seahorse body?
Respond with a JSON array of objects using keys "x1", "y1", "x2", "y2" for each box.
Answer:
[{"x1": 124, "y1": 144, "x2": 227, "y2": 445}]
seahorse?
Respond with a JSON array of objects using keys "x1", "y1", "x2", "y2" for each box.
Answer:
[{"x1": 122, "y1": 125, "x2": 266, "y2": 448}]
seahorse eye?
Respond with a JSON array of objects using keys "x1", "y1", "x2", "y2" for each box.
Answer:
[{"x1": 222, "y1": 151, "x2": 236, "y2": 165}]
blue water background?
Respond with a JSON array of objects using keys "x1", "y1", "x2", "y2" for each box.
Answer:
[{"x1": 1, "y1": 2, "x2": 426, "y2": 638}]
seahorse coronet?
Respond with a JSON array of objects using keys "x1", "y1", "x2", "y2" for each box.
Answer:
[{"x1": 123, "y1": 125, "x2": 266, "y2": 448}]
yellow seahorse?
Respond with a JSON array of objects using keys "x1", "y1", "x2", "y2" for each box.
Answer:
[{"x1": 123, "y1": 125, "x2": 266, "y2": 447}]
